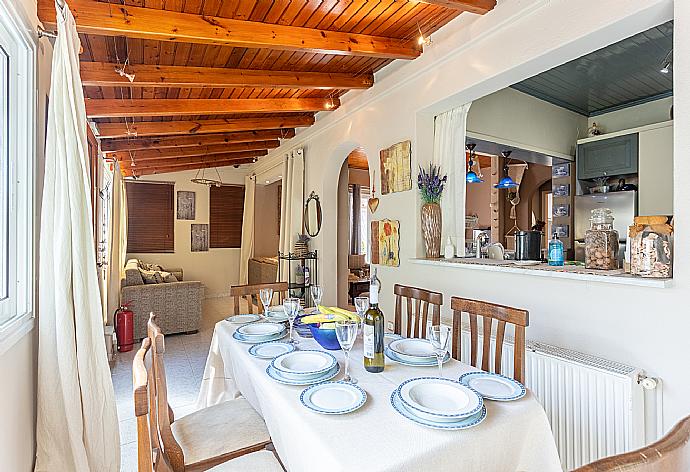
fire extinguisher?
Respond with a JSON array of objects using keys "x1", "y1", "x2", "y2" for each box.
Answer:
[{"x1": 114, "y1": 302, "x2": 135, "y2": 353}]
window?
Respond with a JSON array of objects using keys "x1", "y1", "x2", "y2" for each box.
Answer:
[
  {"x1": 126, "y1": 182, "x2": 174, "y2": 253},
  {"x1": 210, "y1": 185, "x2": 245, "y2": 248},
  {"x1": 0, "y1": 0, "x2": 35, "y2": 352}
]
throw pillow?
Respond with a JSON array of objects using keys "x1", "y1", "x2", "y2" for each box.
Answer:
[
  {"x1": 153, "y1": 272, "x2": 165, "y2": 284},
  {"x1": 162, "y1": 272, "x2": 178, "y2": 283},
  {"x1": 139, "y1": 269, "x2": 158, "y2": 284}
]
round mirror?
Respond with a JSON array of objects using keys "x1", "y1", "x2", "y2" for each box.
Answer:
[{"x1": 304, "y1": 191, "x2": 323, "y2": 237}]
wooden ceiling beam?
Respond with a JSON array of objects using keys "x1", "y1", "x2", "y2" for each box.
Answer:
[
  {"x1": 95, "y1": 117, "x2": 312, "y2": 139},
  {"x1": 38, "y1": 0, "x2": 421, "y2": 59},
  {"x1": 419, "y1": 0, "x2": 496, "y2": 14},
  {"x1": 122, "y1": 158, "x2": 260, "y2": 177},
  {"x1": 101, "y1": 129, "x2": 295, "y2": 152},
  {"x1": 121, "y1": 151, "x2": 268, "y2": 170},
  {"x1": 110, "y1": 140, "x2": 278, "y2": 161},
  {"x1": 81, "y1": 62, "x2": 374, "y2": 90},
  {"x1": 85, "y1": 97, "x2": 339, "y2": 118}
]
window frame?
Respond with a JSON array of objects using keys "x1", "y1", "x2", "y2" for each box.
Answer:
[{"x1": 0, "y1": 0, "x2": 36, "y2": 355}]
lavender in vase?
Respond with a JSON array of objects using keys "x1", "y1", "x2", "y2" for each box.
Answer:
[{"x1": 418, "y1": 164, "x2": 447, "y2": 258}]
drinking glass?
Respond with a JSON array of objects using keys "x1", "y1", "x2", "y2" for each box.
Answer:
[
  {"x1": 259, "y1": 288, "x2": 273, "y2": 316},
  {"x1": 353, "y1": 296, "x2": 369, "y2": 331},
  {"x1": 427, "y1": 325, "x2": 451, "y2": 378},
  {"x1": 311, "y1": 285, "x2": 323, "y2": 312},
  {"x1": 335, "y1": 320, "x2": 359, "y2": 384},
  {"x1": 283, "y1": 297, "x2": 301, "y2": 345}
]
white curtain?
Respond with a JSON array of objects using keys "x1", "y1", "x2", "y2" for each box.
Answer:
[
  {"x1": 239, "y1": 174, "x2": 256, "y2": 284},
  {"x1": 432, "y1": 103, "x2": 472, "y2": 256},
  {"x1": 35, "y1": 4, "x2": 120, "y2": 471},
  {"x1": 106, "y1": 161, "x2": 127, "y2": 323},
  {"x1": 278, "y1": 148, "x2": 304, "y2": 279}
]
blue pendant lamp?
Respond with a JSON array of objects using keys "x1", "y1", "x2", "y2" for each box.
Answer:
[
  {"x1": 465, "y1": 143, "x2": 483, "y2": 183},
  {"x1": 494, "y1": 150, "x2": 518, "y2": 189}
]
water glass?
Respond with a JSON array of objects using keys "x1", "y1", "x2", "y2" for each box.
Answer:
[
  {"x1": 427, "y1": 325, "x2": 451, "y2": 378},
  {"x1": 335, "y1": 320, "x2": 359, "y2": 384},
  {"x1": 311, "y1": 285, "x2": 323, "y2": 311},
  {"x1": 283, "y1": 297, "x2": 301, "y2": 345},
  {"x1": 259, "y1": 288, "x2": 273, "y2": 315},
  {"x1": 353, "y1": 296, "x2": 369, "y2": 330}
]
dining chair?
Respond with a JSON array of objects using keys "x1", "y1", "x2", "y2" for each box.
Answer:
[
  {"x1": 146, "y1": 314, "x2": 273, "y2": 471},
  {"x1": 393, "y1": 284, "x2": 443, "y2": 338},
  {"x1": 450, "y1": 297, "x2": 529, "y2": 384},
  {"x1": 229, "y1": 282, "x2": 289, "y2": 315},
  {"x1": 132, "y1": 337, "x2": 284, "y2": 472},
  {"x1": 573, "y1": 414, "x2": 690, "y2": 471}
]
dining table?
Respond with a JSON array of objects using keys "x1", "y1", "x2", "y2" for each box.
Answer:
[{"x1": 197, "y1": 318, "x2": 563, "y2": 472}]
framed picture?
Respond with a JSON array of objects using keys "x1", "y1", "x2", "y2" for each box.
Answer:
[
  {"x1": 554, "y1": 224, "x2": 569, "y2": 238},
  {"x1": 371, "y1": 219, "x2": 400, "y2": 267},
  {"x1": 191, "y1": 224, "x2": 209, "y2": 252},
  {"x1": 177, "y1": 191, "x2": 196, "y2": 220},
  {"x1": 553, "y1": 184, "x2": 570, "y2": 197},
  {"x1": 553, "y1": 203, "x2": 570, "y2": 217},
  {"x1": 552, "y1": 163, "x2": 570, "y2": 177},
  {"x1": 379, "y1": 140, "x2": 412, "y2": 195}
]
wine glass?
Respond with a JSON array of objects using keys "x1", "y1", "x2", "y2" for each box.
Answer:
[
  {"x1": 259, "y1": 288, "x2": 273, "y2": 316},
  {"x1": 311, "y1": 285, "x2": 323, "y2": 312},
  {"x1": 335, "y1": 320, "x2": 359, "y2": 384},
  {"x1": 353, "y1": 296, "x2": 369, "y2": 330},
  {"x1": 427, "y1": 325, "x2": 451, "y2": 378},
  {"x1": 283, "y1": 297, "x2": 301, "y2": 345}
]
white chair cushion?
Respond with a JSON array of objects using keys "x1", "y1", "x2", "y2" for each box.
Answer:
[
  {"x1": 208, "y1": 451, "x2": 284, "y2": 472},
  {"x1": 171, "y1": 398, "x2": 270, "y2": 466}
]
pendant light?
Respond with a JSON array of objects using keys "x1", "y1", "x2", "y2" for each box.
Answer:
[
  {"x1": 494, "y1": 150, "x2": 518, "y2": 189},
  {"x1": 465, "y1": 143, "x2": 483, "y2": 183}
]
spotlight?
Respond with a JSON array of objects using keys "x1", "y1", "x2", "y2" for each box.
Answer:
[{"x1": 660, "y1": 62, "x2": 671, "y2": 74}]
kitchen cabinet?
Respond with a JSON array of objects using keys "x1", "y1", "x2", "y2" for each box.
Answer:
[
  {"x1": 638, "y1": 123, "x2": 673, "y2": 216},
  {"x1": 577, "y1": 133, "x2": 638, "y2": 179}
]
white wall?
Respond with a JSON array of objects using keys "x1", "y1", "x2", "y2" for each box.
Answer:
[
  {"x1": 253, "y1": 0, "x2": 690, "y2": 433},
  {"x1": 589, "y1": 96, "x2": 674, "y2": 133},
  {"x1": 127, "y1": 167, "x2": 250, "y2": 298}
]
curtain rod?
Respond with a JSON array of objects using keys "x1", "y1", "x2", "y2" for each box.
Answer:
[{"x1": 37, "y1": 0, "x2": 66, "y2": 38}]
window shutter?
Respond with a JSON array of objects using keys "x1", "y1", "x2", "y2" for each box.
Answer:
[
  {"x1": 126, "y1": 182, "x2": 174, "y2": 253},
  {"x1": 210, "y1": 185, "x2": 245, "y2": 248}
]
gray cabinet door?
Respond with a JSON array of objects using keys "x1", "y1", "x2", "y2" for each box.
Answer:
[{"x1": 577, "y1": 133, "x2": 638, "y2": 180}]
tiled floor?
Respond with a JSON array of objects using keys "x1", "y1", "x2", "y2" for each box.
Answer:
[{"x1": 111, "y1": 296, "x2": 233, "y2": 472}]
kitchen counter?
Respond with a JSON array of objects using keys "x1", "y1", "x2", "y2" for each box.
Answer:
[{"x1": 409, "y1": 257, "x2": 672, "y2": 288}]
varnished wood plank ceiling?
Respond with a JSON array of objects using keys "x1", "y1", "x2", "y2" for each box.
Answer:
[{"x1": 39, "y1": 0, "x2": 495, "y2": 176}]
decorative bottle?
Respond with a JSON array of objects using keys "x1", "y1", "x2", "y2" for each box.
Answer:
[{"x1": 548, "y1": 233, "x2": 564, "y2": 266}]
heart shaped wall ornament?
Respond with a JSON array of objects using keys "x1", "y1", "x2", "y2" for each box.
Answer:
[{"x1": 368, "y1": 197, "x2": 380, "y2": 213}]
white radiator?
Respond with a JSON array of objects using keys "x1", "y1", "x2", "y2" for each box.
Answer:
[{"x1": 456, "y1": 330, "x2": 660, "y2": 471}]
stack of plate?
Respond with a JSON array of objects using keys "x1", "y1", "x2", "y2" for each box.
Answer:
[
  {"x1": 390, "y1": 377, "x2": 487, "y2": 430},
  {"x1": 385, "y1": 338, "x2": 450, "y2": 366},
  {"x1": 232, "y1": 322, "x2": 286, "y2": 344},
  {"x1": 458, "y1": 372, "x2": 526, "y2": 401},
  {"x1": 267, "y1": 350, "x2": 340, "y2": 385},
  {"x1": 264, "y1": 306, "x2": 288, "y2": 323}
]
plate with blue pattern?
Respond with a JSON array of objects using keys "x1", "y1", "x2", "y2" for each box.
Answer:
[
  {"x1": 390, "y1": 389, "x2": 487, "y2": 430},
  {"x1": 300, "y1": 381, "x2": 367, "y2": 415},
  {"x1": 266, "y1": 363, "x2": 340, "y2": 386},
  {"x1": 458, "y1": 372, "x2": 526, "y2": 401},
  {"x1": 248, "y1": 341, "x2": 295, "y2": 359},
  {"x1": 225, "y1": 314, "x2": 261, "y2": 324},
  {"x1": 384, "y1": 347, "x2": 450, "y2": 366},
  {"x1": 232, "y1": 329, "x2": 286, "y2": 344},
  {"x1": 397, "y1": 377, "x2": 483, "y2": 422}
]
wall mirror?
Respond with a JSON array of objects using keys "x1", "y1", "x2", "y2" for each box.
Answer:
[{"x1": 304, "y1": 191, "x2": 323, "y2": 237}]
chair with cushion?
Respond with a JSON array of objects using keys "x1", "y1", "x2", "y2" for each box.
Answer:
[
  {"x1": 393, "y1": 284, "x2": 443, "y2": 338},
  {"x1": 229, "y1": 282, "x2": 289, "y2": 315},
  {"x1": 574, "y1": 414, "x2": 690, "y2": 471},
  {"x1": 144, "y1": 314, "x2": 272, "y2": 471},
  {"x1": 450, "y1": 297, "x2": 529, "y2": 384}
]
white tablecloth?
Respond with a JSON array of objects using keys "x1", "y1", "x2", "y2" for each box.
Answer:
[{"x1": 197, "y1": 321, "x2": 563, "y2": 472}]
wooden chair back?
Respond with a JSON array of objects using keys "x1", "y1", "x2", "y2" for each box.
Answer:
[
  {"x1": 450, "y1": 297, "x2": 529, "y2": 384},
  {"x1": 148, "y1": 313, "x2": 186, "y2": 472},
  {"x1": 574, "y1": 415, "x2": 690, "y2": 471},
  {"x1": 393, "y1": 284, "x2": 442, "y2": 338},
  {"x1": 230, "y1": 282, "x2": 289, "y2": 315}
]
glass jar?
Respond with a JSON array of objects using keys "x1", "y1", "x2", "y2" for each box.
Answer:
[
  {"x1": 629, "y1": 217, "x2": 673, "y2": 278},
  {"x1": 585, "y1": 208, "x2": 619, "y2": 270}
]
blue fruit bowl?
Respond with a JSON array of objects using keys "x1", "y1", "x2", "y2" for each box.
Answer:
[{"x1": 308, "y1": 324, "x2": 341, "y2": 350}]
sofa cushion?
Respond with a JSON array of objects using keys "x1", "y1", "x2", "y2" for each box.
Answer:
[
  {"x1": 140, "y1": 269, "x2": 158, "y2": 284},
  {"x1": 124, "y1": 260, "x2": 144, "y2": 286},
  {"x1": 162, "y1": 272, "x2": 178, "y2": 283}
]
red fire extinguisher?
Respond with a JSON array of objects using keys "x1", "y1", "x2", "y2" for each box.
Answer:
[{"x1": 114, "y1": 302, "x2": 135, "y2": 352}]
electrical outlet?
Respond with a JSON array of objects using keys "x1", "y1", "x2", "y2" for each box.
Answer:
[{"x1": 386, "y1": 321, "x2": 394, "y2": 332}]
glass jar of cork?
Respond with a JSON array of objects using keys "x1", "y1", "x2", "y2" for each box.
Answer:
[
  {"x1": 629, "y1": 216, "x2": 673, "y2": 278},
  {"x1": 585, "y1": 208, "x2": 619, "y2": 270}
]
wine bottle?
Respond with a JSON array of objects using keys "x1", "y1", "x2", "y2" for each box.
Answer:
[{"x1": 364, "y1": 268, "x2": 385, "y2": 373}]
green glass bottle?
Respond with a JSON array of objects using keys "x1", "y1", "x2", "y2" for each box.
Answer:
[{"x1": 363, "y1": 268, "x2": 385, "y2": 373}]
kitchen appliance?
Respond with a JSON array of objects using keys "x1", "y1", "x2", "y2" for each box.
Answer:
[
  {"x1": 574, "y1": 191, "x2": 637, "y2": 263},
  {"x1": 514, "y1": 231, "x2": 542, "y2": 261}
]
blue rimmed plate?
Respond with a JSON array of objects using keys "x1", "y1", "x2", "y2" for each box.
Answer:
[
  {"x1": 458, "y1": 372, "x2": 526, "y2": 401},
  {"x1": 384, "y1": 347, "x2": 450, "y2": 366},
  {"x1": 237, "y1": 322, "x2": 285, "y2": 337},
  {"x1": 225, "y1": 314, "x2": 261, "y2": 324},
  {"x1": 248, "y1": 341, "x2": 295, "y2": 359},
  {"x1": 232, "y1": 330, "x2": 286, "y2": 344},
  {"x1": 397, "y1": 377, "x2": 483, "y2": 422},
  {"x1": 266, "y1": 363, "x2": 340, "y2": 386},
  {"x1": 390, "y1": 389, "x2": 487, "y2": 430},
  {"x1": 300, "y1": 381, "x2": 367, "y2": 415},
  {"x1": 271, "y1": 350, "x2": 337, "y2": 380}
]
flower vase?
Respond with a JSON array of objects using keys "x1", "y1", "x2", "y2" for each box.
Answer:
[{"x1": 421, "y1": 202, "x2": 442, "y2": 258}]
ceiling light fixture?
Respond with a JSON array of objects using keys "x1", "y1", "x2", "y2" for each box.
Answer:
[
  {"x1": 417, "y1": 23, "x2": 431, "y2": 47},
  {"x1": 660, "y1": 49, "x2": 673, "y2": 74},
  {"x1": 465, "y1": 143, "x2": 483, "y2": 183},
  {"x1": 494, "y1": 151, "x2": 519, "y2": 189},
  {"x1": 191, "y1": 167, "x2": 223, "y2": 187}
]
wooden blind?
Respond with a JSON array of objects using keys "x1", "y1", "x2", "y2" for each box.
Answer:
[
  {"x1": 210, "y1": 184, "x2": 245, "y2": 248},
  {"x1": 126, "y1": 182, "x2": 174, "y2": 253}
]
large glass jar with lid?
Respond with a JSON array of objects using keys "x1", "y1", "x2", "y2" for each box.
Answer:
[
  {"x1": 585, "y1": 208, "x2": 619, "y2": 270},
  {"x1": 629, "y1": 216, "x2": 673, "y2": 278}
]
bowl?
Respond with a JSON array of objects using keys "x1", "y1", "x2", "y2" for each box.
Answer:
[
  {"x1": 308, "y1": 324, "x2": 341, "y2": 350},
  {"x1": 294, "y1": 314, "x2": 314, "y2": 338}
]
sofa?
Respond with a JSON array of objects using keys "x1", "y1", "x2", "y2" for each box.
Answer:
[{"x1": 121, "y1": 259, "x2": 204, "y2": 340}]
